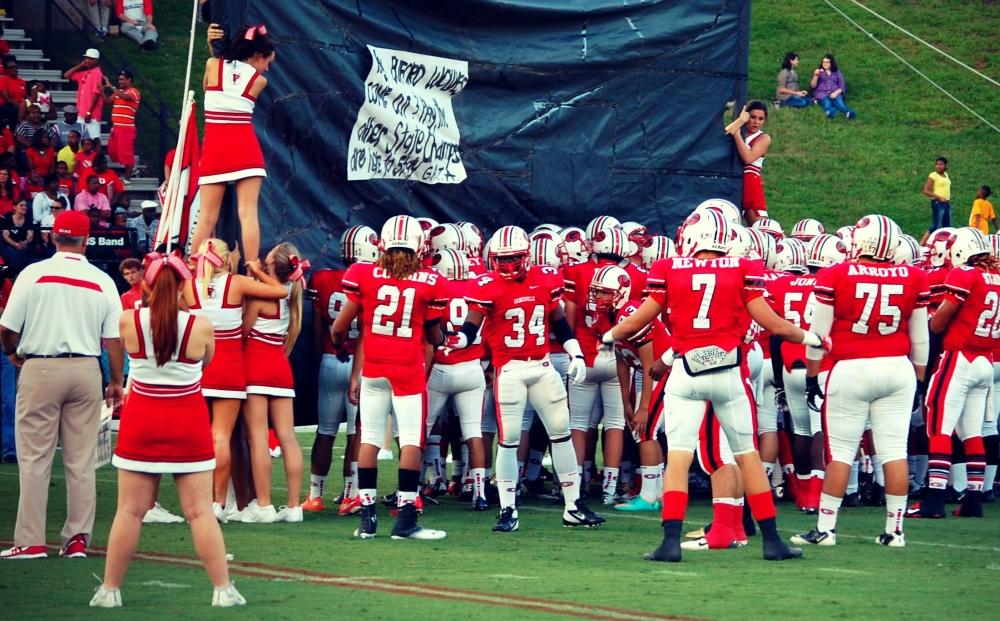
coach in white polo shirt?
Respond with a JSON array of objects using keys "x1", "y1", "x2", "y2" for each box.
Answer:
[{"x1": 0, "y1": 210, "x2": 124, "y2": 560}]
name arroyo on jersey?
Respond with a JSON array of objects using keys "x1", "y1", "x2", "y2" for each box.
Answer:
[{"x1": 846, "y1": 264, "x2": 910, "y2": 278}]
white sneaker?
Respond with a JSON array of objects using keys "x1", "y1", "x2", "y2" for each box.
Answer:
[
  {"x1": 212, "y1": 583, "x2": 246, "y2": 607},
  {"x1": 240, "y1": 500, "x2": 277, "y2": 523},
  {"x1": 142, "y1": 503, "x2": 185, "y2": 524},
  {"x1": 212, "y1": 502, "x2": 228, "y2": 524},
  {"x1": 89, "y1": 586, "x2": 122, "y2": 608},
  {"x1": 226, "y1": 504, "x2": 246, "y2": 523},
  {"x1": 275, "y1": 505, "x2": 303, "y2": 523},
  {"x1": 377, "y1": 448, "x2": 394, "y2": 461},
  {"x1": 269, "y1": 446, "x2": 282, "y2": 459},
  {"x1": 875, "y1": 531, "x2": 906, "y2": 547}
]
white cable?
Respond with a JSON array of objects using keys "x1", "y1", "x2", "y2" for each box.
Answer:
[
  {"x1": 847, "y1": 0, "x2": 999, "y2": 88},
  {"x1": 825, "y1": 0, "x2": 1000, "y2": 134}
]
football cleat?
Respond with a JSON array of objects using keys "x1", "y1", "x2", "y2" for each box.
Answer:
[
  {"x1": 212, "y1": 583, "x2": 247, "y2": 607},
  {"x1": 680, "y1": 537, "x2": 738, "y2": 551},
  {"x1": 60, "y1": 534, "x2": 87, "y2": 558},
  {"x1": 338, "y1": 496, "x2": 362, "y2": 516},
  {"x1": 601, "y1": 493, "x2": 618, "y2": 506},
  {"x1": 614, "y1": 496, "x2": 661, "y2": 512},
  {"x1": 875, "y1": 531, "x2": 906, "y2": 547},
  {"x1": 762, "y1": 538, "x2": 804, "y2": 561},
  {"x1": 89, "y1": 586, "x2": 122, "y2": 608},
  {"x1": 354, "y1": 504, "x2": 378, "y2": 539},
  {"x1": 492, "y1": 507, "x2": 520, "y2": 532},
  {"x1": 472, "y1": 497, "x2": 490, "y2": 512},
  {"x1": 381, "y1": 492, "x2": 398, "y2": 507},
  {"x1": 300, "y1": 496, "x2": 326, "y2": 512},
  {"x1": 952, "y1": 503, "x2": 984, "y2": 518},
  {"x1": 447, "y1": 478, "x2": 462, "y2": 496},
  {"x1": 562, "y1": 499, "x2": 606, "y2": 528},
  {"x1": 790, "y1": 528, "x2": 836, "y2": 546},
  {"x1": 905, "y1": 501, "x2": 945, "y2": 519},
  {"x1": 685, "y1": 524, "x2": 709, "y2": 539},
  {"x1": 391, "y1": 505, "x2": 446, "y2": 540},
  {"x1": 422, "y1": 480, "x2": 448, "y2": 499},
  {"x1": 644, "y1": 539, "x2": 682, "y2": 563}
]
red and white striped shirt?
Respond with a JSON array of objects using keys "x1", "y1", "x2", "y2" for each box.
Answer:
[{"x1": 111, "y1": 87, "x2": 141, "y2": 127}]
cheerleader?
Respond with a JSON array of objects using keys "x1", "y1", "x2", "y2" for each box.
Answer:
[
  {"x1": 190, "y1": 23, "x2": 275, "y2": 266},
  {"x1": 185, "y1": 238, "x2": 287, "y2": 521},
  {"x1": 240, "y1": 242, "x2": 308, "y2": 523},
  {"x1": 91, "y1": 253, "x2": 244, "y2": 608}
]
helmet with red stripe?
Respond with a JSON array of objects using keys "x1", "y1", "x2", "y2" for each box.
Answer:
[
  {"x1": 851, "y1": 214, "x2": 901, "y2": 261},
  {"x1": 590, "y1": 225, "x2": 629, "y2": 258},
  {"x1": 751, "y1": 217, "x2": 785, "y2": 240},
  {"x1": 379, "y1": 215, "x2": 425, "y2": 254},
  {"x1": 427, "y1": 223, "x2": 465, "y2": 254},
  {"x1": 487, "y1": 225, "x2": 531, "y2": 280},
  {"x1": 456, "y1": 222, "x2": 483, "y2": 258},
  {"x1": 806, "y1": 234, "x2": 846, "y2": 269},
  {"x1": 892, "y1": 234, "x2": 922, "y2": 266},
  {"x1": 773, "y1": 237, "x2": 808, "y2": 274},
  {"x1": 586, "y1": 215, "x2": 621, "y2": 240},
  {"x1": 532, "y1": 223, "x2": 562, "y2": 235},
  {"x1": 694, "y1": 198, "x2": 741, "y2": 225},
  {"x1": 589, "y1": 265, "x2": 632, "y2": 312},
  {"x1": 620, "y1": 221, "x2": 650, "y2": 257},
  {"x1": 558, "y1": 226, "x2": 589, "y2": 266},
  {"x1": 529, "y1": 232, "x2": 562, "y2": 268},
  {"x1": 727, "y1": 224, "x2": 754, "y2": 259},
  {"x1": 680, "y1": 209, "x2": 733, "y2": 256},
  {"x1": 414, "y1": 217, "x2": 439, "y2": 257},
  {"x1": 640, "y1": 235, "x2": 677, "y2": 269},
  {"x1": 746, "y1": 228, "x2": 777, "y2": 267},
  {"x1": 835, "y1": 226, "x2": 854, "y2": 240},
  {"x1": 792, "y1": 218, "x2": 825, "y2": 242},
  {"x1": 947, "y1": 227, "x2": 991, "y2": 267},
  {"x1": 431, "y1": 248, "x2": 471, "y2": 281},
  {"x1": 988, "y1": 234, "x2": 1000, "y2": 261},
  {"x1": 924, "y1": 226, "x2": 957, "y2": 268},
  {"x1": 340, "y1": 225, "x2": 379, "y2": 264}
]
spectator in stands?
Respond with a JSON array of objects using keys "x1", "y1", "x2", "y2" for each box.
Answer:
[
  {"x1": 74, "y1": 174, "x2": 111, "y2": 213},
  {"x1": 58, "y1": 130, "x2": 82, "y2": 174},
  {"x1": 97, "y1": 207, "x2": 113, "y2": 230},
  {"x1": 117, "y1": 0, "x2": 158, "y2": 50},
  {"x1": 129, "y1": 200, "x2": 159, "y2": 252},
  {"x1": 102, "y1": 69, "x2": 141, "y2": 181},
  {"x1": 84, "y1": 0, "x2": 113, "y2": 37},
  {"x1": 0, "y1": 26, "x2": 9, "y2": 56},
  {"x1": 55, "y1": 161, "x2": 75, "y2": 197},
  {"x1": 78, "y1": 154, "x2": 124, "y2": 202},
  {"x1": 112, "y1": 207, "x2": 128, "y2": 229},
  {"x1": 63, "y1": 49, "x2": 105, "y2": 140},
  {"x1": 53, "y1": 105, "x2": 90, "y2": 150},
  {"x1": 1, "y1": 198, "x2": 35, "y2": 278},
  {"x1": 15, "y1": 105, "x2": 57, "y2": 174},
  {"x1": 0, "y1": 168, "x2": 16, "y2": 216},
  {"x1": 118, "y1": 258, "x2": 143, "y2": 310},
  {"x1": 75, "y1": 136, "x2": 98, "y2": 179},
  {"x1": 39, "y1": 195, "x2": 69, "y2": 250},
  {"x1": 922, "y1": 156, "x2": 952, "y2": 239},
  {"x1": 22, "y1": 170, "x2": 45, "y2": 202},
  {"x1": 0, "y1": 120, "x2": 13, "y2": 154},
  {"x1": 0, "y1": 56, "x2": 25, "y2": 131},
  {"x1": 810, "y1": 53, "x2": 856, "y2": 119},
  {"x1": 775, "y1": 52, "x2": 810, "y2": 109},
  {"x1": 0, "y1": 257, "x2": 13, "y2": 464},
  {"x1": 21, "y1": 81, "x2": 54, "y2": 122},
  {"x1": 26, "y1": 132, "x2": 56, "y2": 178},
  {"x1": 32, "y1": 175, "x2": 64, "y2": 225},
  {"x1": 970, "y1": 185, "x2": 995, "y2": 235}
]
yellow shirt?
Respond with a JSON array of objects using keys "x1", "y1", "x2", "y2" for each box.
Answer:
[
  {"x1": 57, "y1": 145, "x2": 77, "y2": 173},
  {"x1": 928, "y1": 171, "x2": 951, "y2": 201},
  {"x1": 970, "y1": 198, "x2": 996, "y2": 234}
]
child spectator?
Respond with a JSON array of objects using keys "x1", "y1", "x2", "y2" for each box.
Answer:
[
  {"x1": 74, "y1": 174, "x2": 111, "y2": 212},
  {"x1": 74, "y1": 136, "x2": 97, "y2": 178},
  {"x1": 969, "y1": 185, "x2": 995, "y2": 235},
  {"x1": 55, "y1": 161, "x2": 74, "y2": 197},
  {"x1": 78, "y1": 154, "x2": 125, "y2": 200},
  {"x1": 775, "y1": 52, "x2": 810, "y2": 108},
  {"x1": 22, "y1": 81, "x2": 54, "y2": 121},
  {"x1": 923, "y1": 156, "x2": 951, "y2": 237},
  {"x1": 26, "y1": 132, "x2": 56, "y2": 177},
  {"x1": 810, "y1": 53, "x2": 856, "y2": 119}
]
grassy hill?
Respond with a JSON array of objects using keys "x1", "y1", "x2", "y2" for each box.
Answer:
[{"x1": 95, "y1": 0, "x2": 998, "y2": 236}]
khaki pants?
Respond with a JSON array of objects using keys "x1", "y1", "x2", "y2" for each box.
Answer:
[{"x1": 14, "y1": 358, "x2": 102, "y2": 547}]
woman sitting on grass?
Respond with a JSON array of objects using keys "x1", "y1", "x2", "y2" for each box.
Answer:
[{"x1": 810, "y1": 53, "x2": 856, "y2": 120}]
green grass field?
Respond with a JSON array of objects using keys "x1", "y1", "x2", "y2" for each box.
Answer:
[{"x1": 1, "y1": 432, "x2": 997, "y2": 620}]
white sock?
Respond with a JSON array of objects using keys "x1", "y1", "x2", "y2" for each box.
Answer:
[
  {"x1": 471, "y1": 467, "x2": 487, "y2": 500},
  {"x1": 984, "y1": 464, "x2": 998, "y2": 492},
  {"x1": 872, "y1": 455, "x2": 885, "y2": 486},
  {"x1": 525, "y1": 449, "x2": 544, "y2": 481},
  {"x1": 347, "y1": 461, "x2": 358, "y2": 499},
  {"x1": 309, "y1": 474, "x2": 326, "y2": 500},
  {"x1": 816, "y1": 492, "x2": 842, "y2": 532},
  {"x1": 226, "y1": 481, "x2": 236, "y2": 510},
  {"x1": 885, "y1": 494, "x2": 906, "y2": 535},
  {"x1": 496, "y1": 446, "x2": 519, "y2": 509},
  {"x1": 360, "y1": 488, "x2": 377, "y2": 507},
  {"x1": 811, "y1": 469, "x2": 826, "y2": 481},
  {"x1": 846, "y1": 461, "x2": 860, "y2": 495},
  {"x1": 763, "y1": 461, "x2": 775, "y2": 480},
  {"x1": 397, "y1": 490, "x2": 418, "y2": 507},
  {"x1": 950, "y1": 463, "x2": 968, "y2": 492},
  {"x1": 639, "y1": 466, "x2": 661, "y2": 504},
  {"x1": 551, "y1": 439, "x2": 581, "y2": 508},
  {"x1": 602, "y1": 467, "x2": 619, "y2": 499}
]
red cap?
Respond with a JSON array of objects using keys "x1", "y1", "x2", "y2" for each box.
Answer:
[{"x1": 53, "y1": 210, "x2": 90, "y2": 237}]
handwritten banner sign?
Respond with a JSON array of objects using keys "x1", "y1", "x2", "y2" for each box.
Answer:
[{"x1": 348, "y1": 46, "x2": 469, "y2": 184}]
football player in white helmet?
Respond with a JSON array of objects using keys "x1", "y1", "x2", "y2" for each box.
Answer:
[
  {"x1": 559, "y1": 227, "x2": 590, "y2": 266},
  {"x1": 640, "y1": 236, "x2": 677, "y2": 270},
  {"x1": 791, "y1": 219, "x2": 825, "y2": 242},
  {"x1": 752, "y1": 217, "x2": 785, "y2": 240},
  {"x1": 694, "y1": 198, "x2": 742, "y2": 225},
  {"x1": 427, "y1": 223, "x2": 465, "y2": 255},
  {"x1": 893, "y1": 234, "x2": 922, "y2": 266},
  {"x1": 585, "y1": 215, "x2": 622, "y2": 240}
]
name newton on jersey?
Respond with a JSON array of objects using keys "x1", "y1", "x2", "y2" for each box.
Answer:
[
  {"x1": 671, "y1": 257, "x2": 741, "y2": 268},
  {"x1": 371, "y1": 267, "x2": 440, "y2": 284}
]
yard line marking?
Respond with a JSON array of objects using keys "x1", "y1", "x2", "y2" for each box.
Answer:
[
  {"x1": 654, "y1": 570, "x2": 702, "y2": 577},
  {"x1": 816, "y1": 568, "x2": 868, "y2": 576},
  {"x1": 8, "y1": 542, "x2": 701, "y2": 621},
  {"x1": 140, "y1": 580, "x2": 191, "y2": 588},
  {"x1": 491, "y1": 574, "x2": 536, "y2": 580}
]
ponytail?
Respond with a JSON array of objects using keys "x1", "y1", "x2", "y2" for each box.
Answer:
[
  {"x1": 147, "y1": 267, "x2": 181, "y2": 367},
  {"x1": 271, "y1": 242, "x2": 307, "y2": 355},
  {"x1": 225, "y1": 24, "x2": 275, "y2": 63}
]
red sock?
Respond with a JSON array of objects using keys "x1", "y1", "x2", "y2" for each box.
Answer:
[
  {"x1": 794, "y1": 475, "x2": 811, "y2": 510},
  {"x1": 747, "y1": 490, "x2": 777, "y2": 522},
  {"x1": 732, "y1": 504, "x2": 747, "y2": 541},
  {"x1": 704, "y1": 500, "x2": 735, "y2": 548},
  {"x1": 807, "y1": 476, "x2": 824, "y2": 510},
  {"x1": 661, "y1": 490, "x2": 688, "y2": 521},
  {"x1": 268, "y1": 429, "x2": 280, "y2": 451}
]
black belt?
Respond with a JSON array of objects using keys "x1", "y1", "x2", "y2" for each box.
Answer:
[{"x1": 24, "y1": 353, "x2": 97, "y2": 359}]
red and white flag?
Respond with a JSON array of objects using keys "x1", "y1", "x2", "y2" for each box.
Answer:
[{"x1": 155, "y1": 99, "x2": 201, "y2": 253}]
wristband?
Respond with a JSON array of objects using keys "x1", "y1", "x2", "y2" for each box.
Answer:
[
  {"x1": 660, "y1": 348, "x2": 674, "y2": 367},
  {"x1": 601, "y1": 329, "x2": 616, "y2": 345}
]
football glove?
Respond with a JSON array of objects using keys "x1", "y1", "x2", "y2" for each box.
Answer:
[{"x1": 806, "y1": 375, "x2": 824, "y2": 413}]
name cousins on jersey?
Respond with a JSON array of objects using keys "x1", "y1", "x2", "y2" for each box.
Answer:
[{"x1": 371, "y1": 267, "x2": 440, "y2": 284}]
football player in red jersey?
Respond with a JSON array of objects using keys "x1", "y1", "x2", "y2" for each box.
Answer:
[
  {"x1": 605, "y1": 209, "x2": 825, "y2": 561},
  {"x1": 426, "y1": 248, "x2": 490, "y2": 510},
  {"x1": 910, "y1": 227, "x2": 1000, "y2": 519},
  {"x1": 792, "y1": 215, "x2": 930, "y2": 548},
  {"x1": 333, "y1": 215, "x2": 448, "y2": 541},
  {"x1": 302, "y1": 225, "x2": 378, "y2": 516},
  {"x1": 449, "y1": 225, "x2": 605, "y2": 532}
]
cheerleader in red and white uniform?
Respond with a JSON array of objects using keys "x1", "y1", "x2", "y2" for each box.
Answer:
[
  {"x1": 184, "y1": 238, "x2": 287, "y2": 521},
  {"x1": 191, "y1": 23, "x2": 275, "y2": 266},
  {"x1": 92, "y1": 254, "x2": 244, "y2": 608},
  {"x1": 726, "y1": 100, "x2": 772, "y2": 225},
  {"x1": 239, "y1": 242, "x2": 309, "y2": 523}
]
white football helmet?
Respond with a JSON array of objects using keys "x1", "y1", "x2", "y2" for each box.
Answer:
[
  {"x1": 851, "y1": 215, "x2": 901, "y2": 261},
  {"x1": 746, "y1": 228, "x2": 777, "y2": 268},
  {"x1": 430, "y1": 248, "x2": 471, "y2": 280},
  {"x1": 589, "y1": 265, "x2": 632, "y2": 312},
  {"x1": 427, "y1": 223, "x2": 465, "y2": 254},
  {"x1": 806, "y1": 234, "x2": 846, "y2": 269},
  {"x1": 590, "y1": 225, "x2": 630, "y2": 258},
  {"x1": 487, "y1": 225, "x2": 531, "y2": 279},
  {"x1": 559, "y1": 227, "x2": 589, "y2": 265},
  {"x1": 680, "y1": 209, "x2": 733, "y2": 257},
  {"x1": 925, "y1": 227, "x2": 957, "y2": 268},
  {"x1": 727, "y1": 225, "x2": 753, "y2": 259},
  {"x1": 694, "y1": 198, "x2": 742, "y2": 225},
  {"x1": 530, "y1": 232, "x2": 561, "y2": 268},
  {"x1": 620, "y1": 221, "x2": 650, "y2": 257},
  {"x1": 640, "y1": 235, "x2": 677, "y2": 269},
  {"x1": 773, "y1": 238, "x2": 808, "y2": 274},
  {"x1": 947, "y1": 227, "x2": 990, "y2": 267},
  {"x1": 380, "y1": 215, "x2": 425, "y2": 253},
  {"x1": 532, "y1": 223, "x2": 562, "y2": 235},
  {"x1": 340, "y1": 225, "x2": 379, "y2": 264},
  {"x1": 988, "y1": 234, "x2": 1000, "y2": 260},
  {"x1": 892, "y1": 234, "x2": 922, "y2": 266},
  {"x1": 751, "y1": 217, "x2": 785, "y2": 240},
  {"x1": 456, "y1": 221, "x2": 483, "y2": 257},
  {"x1": 585, "y1": 215, "x2": 621, "y2": 240},
  {"x1": 792, "y1": 218, "x2": 825, "y2": 242}
]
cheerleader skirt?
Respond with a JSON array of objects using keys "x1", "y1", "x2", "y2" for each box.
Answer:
[
  {"x1": 245, "y1": 338, "x2": 295, "y2": 398},
  {"x1": 112, "y1": 389, "x2": 215, "y2": 474},
  {"x1": 199, "y1": 122, "x2": 266, "y2": 185},
  {"x1": 202, "y1": 338, "x2": 247, "y2": 399}
]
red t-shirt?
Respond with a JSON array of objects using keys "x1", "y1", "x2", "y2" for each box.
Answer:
[
  {"x1": 23, "y1": 180, "x2": 44, "y2": 201},
  {"x1": 0, "y1": 198, "x2": 13, "y2": 217},
  {"x1": 0, "y1": 127, "x2": 14, "y2": 152},
  {"x1": 311, "y1": 268, "x2": 359, "y2": 357},
  {"x1": 466, "y1": 266, "x2": 564, "y2": 369},
  {"x1": 77, "y1": 168, "x2": 125, "y2": 197},
  {"x1": 812, "y1": 261, "x2": 930, "y2": 362},
  {"x1": 56, "y1": 176, "x2": 74, "y2": 196},
  {"x1": 27, "y1": 147, "x2": 56, "y2": 177},
  {"x1": 940, "y1": 266, "x2": 1000, "y2": 354},
  {"x1": 434, "y1": 277, "x2": 486, "y2": 365},
  {"x1": 120, "y1": 284, "x2": 143, "y2": 310},
  {"x1": 0, "y1": 75, "x2": 25, "y2": 106},
  {"x1": 74, "y1": 150, "x2": 97, "y2": 176},
  {"x1": 647, "y1": 256, "x2": 763, "y2": 355}
]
